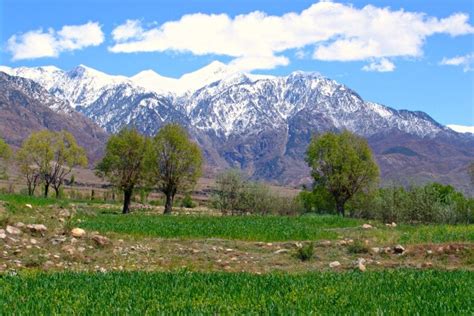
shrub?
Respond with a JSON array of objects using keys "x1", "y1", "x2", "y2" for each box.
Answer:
[
  {"x1": 212, "y1": 170, "x2": 303, "y2": 216},
  {"x1": 180, "y1": 194, "x2": 196, "y2": 208},
  {"x1": 348, "y1": 183, "x2": 473, "y2": 224},
  {"x1": 295, "y1": 242, "x2": 314, "y2": 261},
  {"x1": 297, "y1": 186, "x2": 336, "y2": 214},
  {"x1": 347, "y1": 241, "x2": 369, "y2": 254}
]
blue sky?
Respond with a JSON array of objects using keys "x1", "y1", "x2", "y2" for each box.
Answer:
[{"x1": 0, "y1": 0, "x2": 473, "y2": 126}]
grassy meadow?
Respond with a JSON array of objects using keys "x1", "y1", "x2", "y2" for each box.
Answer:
[
  {"x1": 1, "y1": 270, "x2": 473, "y2": 314},
  {"x1": 0, "y1": 192, "x2": 473, "y2": 313}
]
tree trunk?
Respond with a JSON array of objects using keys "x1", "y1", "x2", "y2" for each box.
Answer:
[
  {"x1": 54, "y1": 186, "x2": 60, "y2": 199},
  {"x1": 27, "y1": 182, "x2": 33, "y2": 196},
  {"x1": 123, "y1": 189, "x2": 132, "y2": 214},
  {"x1": 164, "y1": 192, "x2": 174, "y2": 215},
  {"x1": 44, "y1": 183, "x2": 49, "y2": 198},
  {"x1": 336, "y1": 201, "x2": 345, "y2": 217}
]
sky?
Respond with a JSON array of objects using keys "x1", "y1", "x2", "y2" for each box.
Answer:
[{"x1": 0, "y1": 0, "x2": 473, "y2": 127}]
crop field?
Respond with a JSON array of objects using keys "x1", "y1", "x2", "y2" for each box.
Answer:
[
  {"x1": 1, "y1": 270, "x2": 473, "y2": 314},
  {"x1": 76, "y1": 212, "x2": 474, "y2": 244},
  {"x1": 76, "y1": 213, "x2": 363, "y2": 241},
  {"x1": 1, "y1": 194, "x2": 473, "y2": 313}
]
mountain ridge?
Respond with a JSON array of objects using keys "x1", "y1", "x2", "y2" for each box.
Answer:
[{"x1": 1, "y1": 63, "x2": 472, "y2": 193}]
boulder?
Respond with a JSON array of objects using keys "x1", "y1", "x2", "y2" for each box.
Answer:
[
  {"x1": 92, "y1": 235, "x2": 110, "y2": 246},
  {"x1": 362, "y1": 224, "x2": 373, "y2": 229},
  {"x1": 14, "y1": 222, "x2": 25, "y2": 228},
  {"x1": 27, "y1": 224, "x2": 48, "y2": 234},
  {"x1": 371, "y1": 247, "x2": 381, "y2": 254},
  {"x1": 0, "y1": 229, "x2": 6, "y2": 239},
  {"x1": 6, "y1": 225, "x2": 22, "y2": 235},
  {"x1": 71, "y1": 228, "x2": 86, "y2": 238},
  {"x1": 61, "y1": 245, "x2": 76, "y2": 255},
  {"x1": 393, "y1": 244, "x2": 405, "y2": 254},
  {"x1": 329, "y1": 261, "x2": 341, "y2": 268}
]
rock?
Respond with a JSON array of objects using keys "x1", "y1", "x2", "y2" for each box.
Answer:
[
  {"x1": 421, "y1": 262, "x2": 433, "y2": 268},
  {"x1": 92, "y1": 235, "x2": 110, "y2": 246},
  {"x1": 50, "y1": 236, "x2": 67, "y2": 245},
  {"x1": 329, "y1": 261, "x2": 341, "y2": 268},
  {"x1": 358, "y1": 262, "x2": 366, "y2": 272},
  {"x1": 58, "y1": 209, "x2": 71, "y2": 217},
  {"x1": 71, "y1": 228, "x2": 86, "y2": 238},
  {"x1": 385, "y1": 222, "x2": 397, "y2": 228},
  {"x1": 357, "y1": 258, "x2": 367, "y2": 265},
  {"x1": 362, "y1": 224, "x2": 373, "y2": 229},
  {"x1": 391, "y1": 222, "x2": 397, "y2": 227},
  {"x1": 274, "y1": 249, "x2": 289, "y2": 254},
  {"x1": 77, "y1": 246, "x2": 86, "y2": 252},
  {"x1": 61, "y1": 245, "x2": 76, "y2": 255},
  {"x1": 393, "y1": 245, "x2": 405, "y2": 254},
  {"x1": 0, "y1": 229, "x2": 6, "y2": 239},
  {"x1": 27, "y1": 224, "x2": 48, "y2": 234},
  {"x1": 43, "y1": 261, "x2": 55, "y2": 268},
  {"x1": 14, "y1": 222, "x2": 25, "y2": 228},
  {"x1": 371, "y1": 247, "x2": 380, "y2": 254},
  {"x1": 6, "y1": 225, "x2": 22, "y2": 235},
  {"x1": 30, "y1": 238, "x2": 38, "y2": 245},
  {"x1": 426, "y1": 250, "x2": 433, "y2": 255},
  {"x1": 320, "y1": 240, "x2": 332, "y2": 247},
  {"x1": 25, "y1": 204, "x2": 32, "y2": 209}
]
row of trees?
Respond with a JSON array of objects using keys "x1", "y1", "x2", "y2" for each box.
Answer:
[
  {"x1": 1, "y1": 130, "x2": 87, "y2": 198},
  {"x1": 96, "y1": 124, "x2": 203, "y2": 214},
  {"x1": 0, "y1": 124, "x2": 202, "y2": 215},
  {"x1": 301, "y1": 130, "x2": 473, "y2": 223},
  {"x1": 1, "y1": 126, "x2": 472, "y2": 219}
]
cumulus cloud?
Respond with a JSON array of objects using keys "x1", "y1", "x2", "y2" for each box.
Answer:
[
  {"x1": 440, "y1": 53, "x2": 474, "y2": 72},
  {"x1": 362, "y1": 58, "x2": 395, "y2": 72},
  {"x1": 109, "y1": 1, "x2": 473, "y2": 71},
  {"x1": 7, "y1": 22, "x2": 104, "y2": 60}
]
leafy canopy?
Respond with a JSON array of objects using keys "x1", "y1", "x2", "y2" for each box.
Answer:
[
  {"x1": 96, "y1": 128, "x2": 148, "y2": 192},
  {"x1": 306, "y1": 130, "x2": 379, "y2": 215}
]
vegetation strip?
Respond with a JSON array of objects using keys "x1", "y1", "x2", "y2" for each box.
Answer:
[
  {"x1": 76, "y1": 213, "x2": 474, "y2": 243},
  {"x1": 1, "y1": 270, "x2": 472, "y2": 314}
]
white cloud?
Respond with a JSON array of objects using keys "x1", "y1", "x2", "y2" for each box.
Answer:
[
  {"x1": 440, "y1": 53, "x2": 474, "y2": 72},
  {"x1": 447, "y1": 124, "x2": 474, "y2": 134},
  {"x1": 7, "y1": 22, "x2": 104, "y2": 61},
  {"x1": 362, "y1": 58, "x2": 395, "y2": 72},
  {"x1": 109, "y1": 1, "x2": 473, "y2": 71}
]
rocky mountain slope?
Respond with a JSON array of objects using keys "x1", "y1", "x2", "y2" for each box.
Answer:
[
  {"x1": 1, "y1": 63, "x2": 472, "y2": 193},
  {"x1": 0, "y1": 72, "x2": 108, "y2": 162}
]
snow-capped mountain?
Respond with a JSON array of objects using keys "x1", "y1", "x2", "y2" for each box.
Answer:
[{"x1": 1, "y1": 63, "x2": 472, "y2": 192}]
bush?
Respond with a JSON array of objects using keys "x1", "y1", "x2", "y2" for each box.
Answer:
[
  {"x1": 180, "y1": 194, "x2": 196, "y2": 208},
  {"x1": 295, "y1": 242, "x2": 314, "y2": 261},
  {"x1": 347, "y1": 241, "x2": 369, "y2": 254},
  {"x1": 348, "y1": 183, "x2": 473, "y2": 224},
  {"x1": 212, "y1": 170, "x2": 303, "y2": 216},
  {"x1": 297, "y1": 186, "x2": 336, "y2": 214}
]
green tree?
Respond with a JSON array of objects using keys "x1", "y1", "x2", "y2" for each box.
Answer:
[
  {"x1": 96, "y1": 128, "x2": 148, "y2": 214},
  {"x1": 213, "y1": 169, "x2": 246, "y2": 215},
  {"x1": 0, "y1": 137, "x2": 12, "y2": 180},
  {"x1": 146, "y1": 124, "x2": 203, "y2": 214},
  {"x1": 17, "y1": 130, "x2": 87, "y2": 198},
  {"x1": 306, "y1": 130, "x2": 379, "y2": 216}
]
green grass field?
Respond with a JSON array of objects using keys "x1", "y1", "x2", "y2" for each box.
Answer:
[
  {"x1": 76, "y1": 212, "x2": 474, "y2": 243},
  {"x1": 1, "y1": 270, "x2": 472, "y2": 314},
  {"x1": 76, "y1": 213, "x2": 363, "y2": 241}
]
